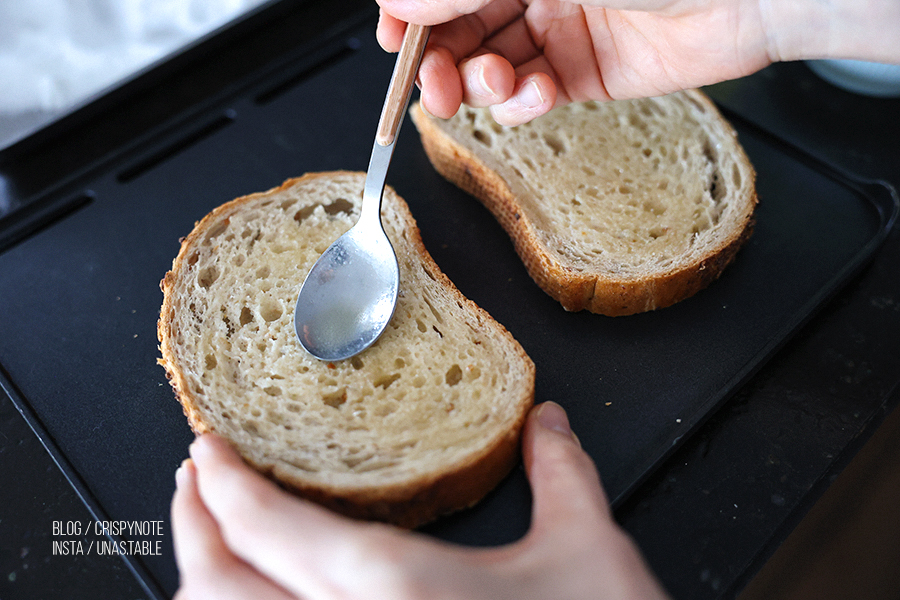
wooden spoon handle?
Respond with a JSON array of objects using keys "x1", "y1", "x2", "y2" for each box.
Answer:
[{"x1": 376, "y1": 23, "x2": 431, "y2": 146}]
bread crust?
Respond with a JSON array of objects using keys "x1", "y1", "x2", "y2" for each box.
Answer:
[
  {"x1": 158, "y1": 172, "x2": 534, "y2": 528},
  {"x1": 411, "y1": 91, "x2": 757, "y2": 316}
]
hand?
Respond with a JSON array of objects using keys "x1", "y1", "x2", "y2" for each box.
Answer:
[
  {"x1": 376, "y1": 0, "x2": 773, "y2": 125},
  {"x1": 376, "y1": 0, "x2": 900, "y2": 125},
  {"x1": 171, "y1": 401, "x2": 670, "y2": 600}
]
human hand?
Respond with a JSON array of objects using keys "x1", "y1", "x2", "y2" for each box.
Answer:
[
  {"x1": 376, "y1": 0, "x2": 775, "y2": 125},
  {"x1": 376, "y1": 0, "x2": 900, "y2": 125},
  {"x1": 171, "y1": 401, "x2": 670, "y2": 600}
]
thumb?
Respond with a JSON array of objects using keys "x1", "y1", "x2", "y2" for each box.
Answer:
[{"x1": 521, "y1": 402, "x2": 613, "y2": 539}]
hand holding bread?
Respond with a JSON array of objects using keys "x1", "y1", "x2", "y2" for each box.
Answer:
[{"x1": 171, "y1": 402, "x2": 671, "y2": 600}]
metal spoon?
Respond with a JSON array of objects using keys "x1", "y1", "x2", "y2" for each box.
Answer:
[{"x1": 294, "y1": 24, "x2": 431, "y2": 361}]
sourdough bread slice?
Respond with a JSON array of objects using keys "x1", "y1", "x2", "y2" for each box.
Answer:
[
  {"x1": 158, "y1": 172, "x2": 534, "y2": 528},
  {"x1": 411, "y1": 90, "x2": 757, "y2": 316}
]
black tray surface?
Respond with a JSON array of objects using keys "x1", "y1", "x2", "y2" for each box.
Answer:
[{"x1": 0, "y1": 11, "x2": 896, "y2": 600}]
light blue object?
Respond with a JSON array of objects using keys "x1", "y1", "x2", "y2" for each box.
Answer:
[{"x1": 807, "y1": 59, "x2": 900, "y2": 98}]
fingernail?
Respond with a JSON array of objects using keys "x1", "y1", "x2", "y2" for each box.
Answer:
[
  {"x1": 188, "y1": 434, "x2": 211, "y2": 462},
  {"x1": 175, "y1": 458, "x2": 193, "y2": 488},
  {"x1": 517, "y1": 79, "x2": 544, "y2": 109},
  {"x1": 470, "y1": 63, "x2": 494, "y2": 98},
  {"x1": 536, "y1": 402, "x2": 574, "y2": 436}
]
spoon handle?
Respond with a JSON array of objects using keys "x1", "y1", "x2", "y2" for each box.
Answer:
[{"x1": 375, "y1": 23, "x2": 431, "y2": 147}]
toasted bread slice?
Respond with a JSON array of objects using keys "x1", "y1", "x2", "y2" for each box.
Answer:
[
  {"x1": 158, "y1": 172, "x2": 534, "y2": 527},
  {"x1": 411, "y1": 91, "x2": 757, "y2": 316}
]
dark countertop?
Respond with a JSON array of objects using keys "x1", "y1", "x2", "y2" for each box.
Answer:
[{"x1": 1, "y1": 3, "x2": 898, "y2": 598}]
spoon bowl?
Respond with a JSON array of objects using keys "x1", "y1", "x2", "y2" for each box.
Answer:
[{"x1": 294, "y1": 206, "x2": 399, "y2": 361}]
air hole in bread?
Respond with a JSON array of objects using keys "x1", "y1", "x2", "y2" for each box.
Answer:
[
  {"x1": 324, "y1": 198, "x2": 353, "y2": 216},
  {"x1": 264, "y1": 386, "x2": 282, "y2": 397},
  {"x1": 294, "y1": 205, "x2": 316, "y2": 223},
  {"x1": 239, "y1": 306, "x2": 253, "y2": 326},
  {"x1": 374, "y1": 373, "x2": 401, "y2": 389},
  {"x1": 643, "y1": 199, "x2": 666, "y2": 215},
  {"x1": 432, "y1": 325, "x2": 443, "y2": 338},
  {"x1": 542, "y1": 132, "x2": 565, "y2": 156},
  {"x1": 280, "y1": 199, "x2": 297, "y2": 210},
  {"x1": 323, "y1": 388, "x2": 348, "y2": 408},
  {"x1": 221, "y1": 311, "x2": 235, "y2": 337},
  {"x1": 686, "y1": 94, "x2": 707, "y2": 113},
  {"x1": 691, "y1": 212, "x2": 712, "y2": 233},
  {"x1": 709, "y1": 172, "x2": 724, "y2": 206},
  {"x1": 285, "y1": 458, "x2": 319, "y2": 472},
  {"x1": 702, "y1": 141, "x2": 718, "y2": 165},
  {"x1": 198, "y1": 265, "x2": 219, "y2": 288},
  {"x1": 416, "y1": 318, "x2": 427, "y2": 333},
  {"x1": 423, "y1": 297, "x2": 443, "y2": 323},
  {"x1": 259, "y1": 297, "x2": 282, "y2": 322},
  {"x1": 241, "y1": 420, "x2": 261, "y2": 436},
  {"x1": 343, "y1": 454, "x2": 373, "y2": 469},
  {"x1": 445, "y1": 364, "x2": 463, "y2": 386},
  {"x1": 205, "y1": 219, "x2": 229, "y2": 241},
  {"x1": 256, "y1": 266, "x2": 271, "y2": 279},
  {"x1": 350, "y1": 356, "x2": 364, "y2": 370},
  {"x1": 648, "y1": 226, "x2": 667, "y2": 239},
  {"x1": 628, "y1": 113, "x2": 649, "y2": 134},
  {"x1": 374, "y1": 403, "x2": 397, "y2": 417},
  {"x1": 473, "y1": 129, "x2": 491, "y2": 147},
  {"x1": 204, "y1": 354, "x2": 217, "y2": 370},
  {"x1": 357, "y1": 459, "x2": 400, "y2": 472},
  {"x1": 188, "y1": 252, "x2": 199, "y2": 266}
]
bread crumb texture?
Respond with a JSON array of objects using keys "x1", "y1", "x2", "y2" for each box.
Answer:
[
  {"x1": 412, "y1": 90, "x2": 757, "y2": 315},
  {"x1": 158, "y1": 172, "x2": 534, "y2": 526}
]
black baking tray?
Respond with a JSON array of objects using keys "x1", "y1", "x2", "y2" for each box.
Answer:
[{"x1": 0, "y1": 5, "x2": 897, "y2": 599}]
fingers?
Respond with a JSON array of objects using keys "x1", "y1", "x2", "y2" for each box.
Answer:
[
  {"x1": 459, "y1": 53, "x2": 515, "y2": 107},
  {"x1": 521, "y1": 402, "x2": 613, "y2": 539},
  {"x1": 489, "y1": 72, "x2": 557, "y2": 126},
  {"x1": 378, "y1": 3, "x2": 562, "y2": 124},
  {"x1": 418, "y1": 45, "x2": 464, "y2": 118},
  {"x1": 171, "y1": 459, "x2": 295, "y2": 600},
  {"x1": 376, "y1": 10, "x2": 408, "y2": 52},
  {"x1": 188, "y1": 434, "x2": 415, "y2": 600},
  {"x1": 376, "y1": 0, "x2": 503, "y2": 29}
]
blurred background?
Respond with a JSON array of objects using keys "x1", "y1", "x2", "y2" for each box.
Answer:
[{"x1": 0, "y1": 0, "x2": 270, "y2": 149}]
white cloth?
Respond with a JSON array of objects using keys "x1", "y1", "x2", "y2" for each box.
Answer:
[{"x1": 0, "y1": 0, "x2": 269, "y2": 115}]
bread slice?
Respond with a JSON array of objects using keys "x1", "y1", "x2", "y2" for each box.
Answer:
[
  {"x1": 411, "y1": 90, "x2": 757, "y2": 316},
  {"x1": 157, "y1": 172, "x2": 534, "y2": 528}
]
